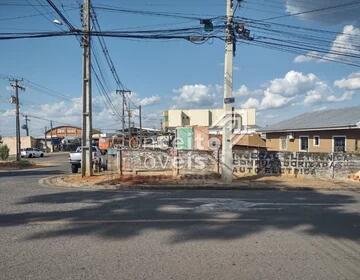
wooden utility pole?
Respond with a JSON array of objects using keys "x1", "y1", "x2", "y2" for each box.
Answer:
[
  {"x1": 81, "y1": 0, "x2": 93, "y2": 177},
  {"x1": 10, "y1": 79, "x2": 25, "y2": 161}
]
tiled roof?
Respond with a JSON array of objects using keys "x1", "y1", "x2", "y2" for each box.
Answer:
[{"x1": 261, "y1": 106, "x2": 360, "y2": 132}]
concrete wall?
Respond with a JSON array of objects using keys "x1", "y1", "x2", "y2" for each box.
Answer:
[
  {"x1": 266, "y1": 129, "x2": 360, "y2": 153},
  {"x1": 118, "y1": 148, "x2": 360, "y2": 180},
  {"x1": 233, "y1": 150, "x2": 360, "y2": 180},
  {"x1": 2, "y1": 136, "x2": 36, "y2": 155}
]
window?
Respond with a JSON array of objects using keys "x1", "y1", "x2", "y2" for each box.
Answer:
[
  {"x1": 299, "y1": 136, "x2": 309, "y2": 152},
  {"x1": 280, "y1": 136, "x2": 288, "y2": 150},
  {"x1": 313, "y1": 136, "x2": 320, "y2": 147},
  {"x1": 333, "y1": 136, "x2": 346, "y2": 152}
]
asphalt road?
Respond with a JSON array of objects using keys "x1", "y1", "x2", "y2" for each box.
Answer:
[{"x1": 0, "y1": 153, "x2": 359, "y2": 280}]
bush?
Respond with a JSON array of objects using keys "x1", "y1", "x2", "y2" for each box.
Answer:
[{"x1": 0, "y1": 144, "x2": 10, "y2": 160}]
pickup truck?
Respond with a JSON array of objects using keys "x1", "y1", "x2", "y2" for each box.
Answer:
[{"x1": 69, "y1": 146, "x2": 107, "y2": 174}]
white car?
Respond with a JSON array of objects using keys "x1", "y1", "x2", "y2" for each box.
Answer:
[{"x1": 21, "y1": 148, "x2": 44, "y2": 158}]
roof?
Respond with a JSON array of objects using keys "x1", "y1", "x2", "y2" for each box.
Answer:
[{"x1": 261, "y1": 106, "x2": 360, "y2": 132}]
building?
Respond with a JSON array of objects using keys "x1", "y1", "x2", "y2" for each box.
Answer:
[
  {"x1": 45, "y1": 125, "x2": 82, "y2": 139},
  {"x1": 163, "y1": 108, "x2": 256, "y2": 132},
  {"x1": 2, "y1": 136, "x2": 38, "y2": 155},
  {"x1": 261, "y1": 106, "x2": 360, "y2": 153}
]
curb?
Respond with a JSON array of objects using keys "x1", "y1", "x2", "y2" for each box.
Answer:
[{"x1": 39, "y1": 175, "x2": 360, "y2": 192}]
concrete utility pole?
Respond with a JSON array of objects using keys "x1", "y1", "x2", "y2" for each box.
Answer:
[
  {"x1": 50, "y1": 120, "x2": 54, "y2": 152},
  {"x1": 128, "y1": 100, "x2": 131, "y2": 144},
  {"x1": 139, "y1": 105, "x2": 142, "y2": 148},
  {"x1": 44, "y1": 126, "x2": 48, "y2": 152},
  {"x1": 222, "y1": 0, "x2": 235, "y2": 183},
  {"x1": 116, "y1": 89, "x2": 131, "y2": 145},
  {"x1": 23, "y1": 115, "x2": 30, "y2": 136},
  {"x1": 10, "y1": 79, "x2": 25, "y2": 161},
  {"x1": 81, "y1": 0, "x2": 93, "y2": 177}
]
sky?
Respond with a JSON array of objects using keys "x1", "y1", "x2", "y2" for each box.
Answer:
[{"x1": 0, "y1": 0, "x2": 360, "y2": 137}]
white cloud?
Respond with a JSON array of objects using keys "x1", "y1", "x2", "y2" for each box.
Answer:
[
  {"x1": 267, "y1": 71, "x2": 318, "y2": 97},
  {"x1": 240, "y1": 70, "x2": 354, "y2": 110},
  {"x1": 0, "y1": 92, "x2": 161, "y2": 136},
  {"x1": 286, "y1": 0, "x2": 360, "y2": 25},
  {"x1": 326, "y1": 91, "x2": 353, "y2": 102},
  {"x1": 294, "y1": 25, "x2": 360, "y2": 64},
  {"x1": 293, "y1": 51, "x2": 319, "y2": 63},
  {"x1": 172, "y1": 84, "x2": 221, "y2": 108},
  {"x1": 241, "y1": 97, "x2": 259, "y2": 109},
  {"x1": 138, "y1": 95, "x2": 161, "y2": 106},
  {"x1": 259, "y1": 90, "x2": 292, "y2": 110},
  {"x1": 334, "y1": 72, "x2": 360, "y2": 90},
  {"x1": 234, "y1": 85, "x2": 250, "y2": 97}
]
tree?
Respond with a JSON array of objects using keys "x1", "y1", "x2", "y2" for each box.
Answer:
[{"x1": 0, "y1": 144, "x2": 10, "y2": 160}]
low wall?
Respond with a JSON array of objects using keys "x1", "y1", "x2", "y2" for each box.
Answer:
[
  {"x1": 108, "y1": 149, "x2": 360, "y2": 180},
  {"x1": 233, "y1": 150, "x2": 360, "y2": 179},
  {"x1": 109, "y1": 149, "x2": 219, "y2": 175}
]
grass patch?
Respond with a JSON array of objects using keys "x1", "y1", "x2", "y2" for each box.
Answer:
[{"x1": 0, "y1": 159, "x2": 34, "y2": 170}]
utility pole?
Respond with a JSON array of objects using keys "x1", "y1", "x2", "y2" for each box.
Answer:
[
  {"x1": 50, "y1": 120, "x2": 54, "y2": 152},
  {"x1": 222, "y1": 0, "x2": 235, "y2": 183},
  {"x1": 44, "y1": 126, "x2": 48, "y2": 152},
  {"x1": 128, "y1": 101, "x2": 131, "y2": 144},
  {"x1": 10, "y1": 79, "x2": 25, "y2": 161},
  {"x1": 81, "y1": 0, "x2": 93, "y2": 177},
  {"x1": 139, "y1": 105, "x2": 142, "y2": 148},
  {"x1": 116, "y1": 90, "x2": 129, "y2": 138},
  {"x1": 23, "y1": 115, "x2": 30, "y2": 136}
]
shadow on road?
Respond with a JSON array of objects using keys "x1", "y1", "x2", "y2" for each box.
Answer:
[
  {"x1": 0, "y1": 189, "x2": 359, "y2": 243},
  {"x1": 0, "y1": 169, "x2": 65, "y2": 178}
]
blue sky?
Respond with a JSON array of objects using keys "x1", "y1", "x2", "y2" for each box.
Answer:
[{"x1": 0, "y1": 0, "x2": 360, "y2": 137}]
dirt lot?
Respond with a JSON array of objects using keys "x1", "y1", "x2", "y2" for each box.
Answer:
[
  {"x1": 0, "y1": 160, "x2": 36, "y2": 170},
  {"x1": 43, "y1": 170, "x2": 360, "y2": 190}
]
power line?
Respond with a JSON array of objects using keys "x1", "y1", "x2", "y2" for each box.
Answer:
[
  {"x1": 45, "y1": 0, "x2": 77, "y2": 31},
  {"x1": 262, "y1": 0, "x2": 360, "y2": 21}
]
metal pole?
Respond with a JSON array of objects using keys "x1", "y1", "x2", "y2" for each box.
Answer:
[
  {"x1": 81, "y1": 0, "x2": 93, "y2": 177},
  {"x1": 139, "y1": 105, "x2": 142, "y2": 148},
  {"x1": 50, "y1": 120, "x2": 54, "y2": 152},
  {"x1": 221, "y1": 0, "x2": 234, "y2": 183}
]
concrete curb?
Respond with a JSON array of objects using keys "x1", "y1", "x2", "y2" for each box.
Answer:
[{"x1": 39, "y1": 175, "x2": 360, "y2": 192}]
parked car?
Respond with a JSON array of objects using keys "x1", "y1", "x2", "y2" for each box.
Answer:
[
  {"x1": 69, "y1": 146, "x2": 107, "y2": 174},
  {"x1": 21, "y1": 148, "x2": 44, "y2": 158}
]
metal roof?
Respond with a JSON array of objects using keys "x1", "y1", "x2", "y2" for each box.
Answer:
[{"x1": 261, "y1": 106, "x2": 360, "y2": 132}]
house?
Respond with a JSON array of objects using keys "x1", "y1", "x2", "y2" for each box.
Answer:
[
  {"x1": 261, "y1": 106, "x2": 360, "y2": 153},
  {"x1": 163, "y1": 108, "x2": 256, "y2": 132}
]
